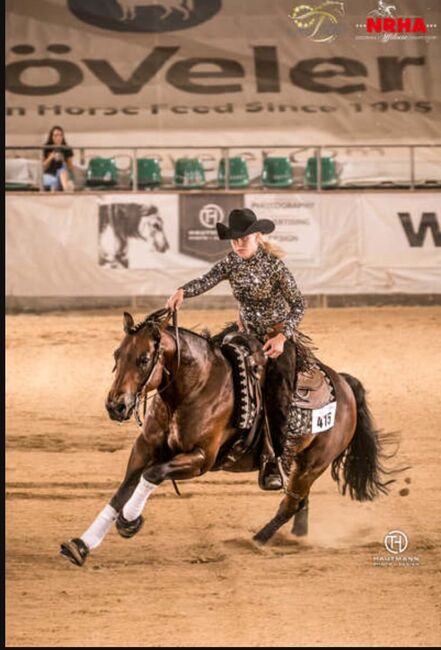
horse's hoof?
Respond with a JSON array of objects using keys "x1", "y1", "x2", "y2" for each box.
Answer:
[
  {"x1": 253, "y1": 528, "x2": 272, "y2": 545},
  {"x1": 115, "y1": 513, "x2": 144, "y2": 539},
  {"x1": 60, "y1": 538, "x2": 89, "y2": 567},
  {"x1": 292, "y1": 521, "x2": 308, "y2": 537}
]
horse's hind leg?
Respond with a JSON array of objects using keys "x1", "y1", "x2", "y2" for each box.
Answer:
[
  {"x1": 254, "y1": 455, "x2": 323, "y2": 544},
  {"x1": 292, "y1": 496, "x2": 309, "y2": 537}
]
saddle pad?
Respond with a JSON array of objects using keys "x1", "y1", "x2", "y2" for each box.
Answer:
[
  {"x1": 221, "y1": 341, "x2": 261, "y2": 430},
  {"x1": 280, "y1": 367, "x2": 336, "y2": 477}
]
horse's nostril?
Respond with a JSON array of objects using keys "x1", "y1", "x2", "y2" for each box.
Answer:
[{"x1": 115, "y1": 402, "x2": 126, "y2": 414}]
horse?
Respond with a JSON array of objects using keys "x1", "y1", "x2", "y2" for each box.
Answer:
[
  {"x1": 116, "y1": 0, "x2": 194, "y2": 22},
  {"x1": 368, "y1": 1, "x2": 397, "y2": 18},
  {"x1": 60, "y1": 309, "x2": 396, "y2": 566},
  {"x1": 98, "y1": 203, "x2": 169, "y2": 268}
]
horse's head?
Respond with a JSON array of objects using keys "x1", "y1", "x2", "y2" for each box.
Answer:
[
  {"x1": 138, "y1": 210, "x2": 169, "y2": 253},
  {"x1": 106, "y1": 311, "x2": 170, "y2": 421}
]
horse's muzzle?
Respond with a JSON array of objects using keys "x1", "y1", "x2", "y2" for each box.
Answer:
[{"x1": 106, "y1": 397, "x2": 135, "y2": 422}]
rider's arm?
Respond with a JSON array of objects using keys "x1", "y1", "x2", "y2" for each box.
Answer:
[
  {"x1": 276, "y1": 261, "x2": 306, "y2": 340},
  {"x1": 179, "y1": 255, "x2": 231, "y2": 298}
]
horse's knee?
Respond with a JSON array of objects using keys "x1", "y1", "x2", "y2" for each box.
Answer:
[
  {"x1": 277, "y1": 495, "x2": 302, "y2": 519},
  {"x1": 142, "y1": 464, "x2": 165, "y2": 485}
]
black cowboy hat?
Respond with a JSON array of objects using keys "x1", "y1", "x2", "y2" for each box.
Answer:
[{"x1": 216, "y1": 208, "x2": 275, "y2": 240}]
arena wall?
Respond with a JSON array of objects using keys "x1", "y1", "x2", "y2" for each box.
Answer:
[{"x1": 6, "y1": 191, "x2": 440, "y2": 311}]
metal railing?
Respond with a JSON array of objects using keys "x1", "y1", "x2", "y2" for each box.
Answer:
[{"x1": 5, "y1": 143, "x2": 441, "y2": 192}]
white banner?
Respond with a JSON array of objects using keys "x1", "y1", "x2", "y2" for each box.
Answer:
[
  {"x1": 5, "y1": 0, "x2": 441, "y2": 144},
  {"x1": 245, "y1": 194, "x2": 320, "y2": 266},
  {"x1": 6, "y1": 192, "x2": 440, "y2": 298},
  {"x1": 361, "y1": 194, "x2": 441, "y2": 268}
]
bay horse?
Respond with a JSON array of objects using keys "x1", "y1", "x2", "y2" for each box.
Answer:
[{"x1": 60, "y1": 309, "x2": 395, "y2": 567}]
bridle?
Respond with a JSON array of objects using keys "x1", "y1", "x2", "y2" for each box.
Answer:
[{"x1": 131, "y1": 308, "x2": 181, "y2": 427}]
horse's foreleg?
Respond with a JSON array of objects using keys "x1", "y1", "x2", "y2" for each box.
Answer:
[
  {"x1": 117, "y1": 447, "x2": 206, "y2": 530},
  {"x1": 110, "y1": 433, "x2": 153, "y2": 512}
]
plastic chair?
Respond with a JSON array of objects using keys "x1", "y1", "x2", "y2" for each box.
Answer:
[
  {"x1": 262, "y1": 157, "x2": 293, "y2": 188},
  {"x1": 86, "y1": 157, "x2": 118, "y2": 188},
  {"x1": 305, "y1": 157, "x2": 338, "y2": 188},
  {"x1": 218, "y1": 157, "x2": 250, "y2": 188},
  {"x1": 135, "y1": 158, "x2": 161, "y2": 188},
  {"x1": 174, "y1": 158, "x2": 206, "y2": 189}
]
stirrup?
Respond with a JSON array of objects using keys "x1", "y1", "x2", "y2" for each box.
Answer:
[{"x1": 258, "y1": 460, "x2": 283, "y2": 491}]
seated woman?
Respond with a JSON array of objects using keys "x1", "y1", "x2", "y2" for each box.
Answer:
[{"x1": 42, "y1": 125, "x2": 75, "y2": 191}]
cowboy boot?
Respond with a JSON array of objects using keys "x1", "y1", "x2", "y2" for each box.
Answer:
[
  {"x1": 260, "y1": 341, "x2": 297, "y2": 490},
  {"x1": 258, "y1": 455, "x2": 283, "y2": 490}
]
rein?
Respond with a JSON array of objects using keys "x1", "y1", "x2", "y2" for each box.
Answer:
[{"x1": 133, "y1": 308, "x2": 181, "y2": 427}]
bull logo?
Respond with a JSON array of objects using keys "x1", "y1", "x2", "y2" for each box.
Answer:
[{"x1": 68, "y1": 0, "x2": 221, "y2": 33}]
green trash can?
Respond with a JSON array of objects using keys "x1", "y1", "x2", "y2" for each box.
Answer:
[
  {"x1": 305, "y1": 157, "x2": 338, "y2": 188},
  {"x1": 218, "y1": 157, "x2": 250, "y2": 188},
  {"x1": 86, "y1": 157, "x2": 118, "y2": 187},
  {"x1": 174, "y1": 158, "x2": 206, "y2": 188},
  {"x1": 136, "y1": 158, "x2": 161, "y2": 188},
  {"x1": 262, "y1": 157, "x2": 293, "y2": 188}
]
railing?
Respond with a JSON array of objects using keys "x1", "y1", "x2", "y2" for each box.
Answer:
[{"x1": 5, "y1": 144, "x2": 441, "y2": 192}]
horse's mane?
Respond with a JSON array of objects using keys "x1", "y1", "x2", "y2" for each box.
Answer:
[
  {"x1": 127, "y1": 310, "x2": 216, "y2": 348},
  {"x1": 128, "y1": 310, "x2": 317, "y2": 370}
]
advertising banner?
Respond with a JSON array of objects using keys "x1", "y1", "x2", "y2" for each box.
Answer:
[
  {"x1": 6, "y1": 192, "x2": 440, "y2": 298},
  {"x1": 179, "y1": 193, "x2": 242, "y2": 262},
  {"x1": 360, "y1": 194, "x2": 441, "y2": 268},
  {"x1": 245, "y1": 194, "x2": 321, "y2": 266},
  {"x1": 5, "y1": 0, "x2": 441, "y2": 143}
]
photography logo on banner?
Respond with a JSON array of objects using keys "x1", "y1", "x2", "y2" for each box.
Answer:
[
  {"x1": 179, "y1": 194, "x2": 240, "y2": 262},
  {"x1": 245, "y1": 195, "x2": 321, "y2": 267}
]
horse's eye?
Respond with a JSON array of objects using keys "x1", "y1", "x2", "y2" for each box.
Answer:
[{"x1": 137, "y1": 353, "x2": 150, "y2": 367}]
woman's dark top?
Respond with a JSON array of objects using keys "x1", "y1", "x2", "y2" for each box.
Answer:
[
  {"x1": 180, "y1": 246, "x2": 305, "y2": 341},
  {"x1": 43, "y1": 146, "x2": 73, "y2": 176}
]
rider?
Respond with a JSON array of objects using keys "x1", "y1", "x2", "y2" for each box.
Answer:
[{"x1": 166, "y1": 208, "x2": 306, "y2": 489}]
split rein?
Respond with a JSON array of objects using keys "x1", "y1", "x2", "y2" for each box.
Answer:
[{"x1": 132, "y1": 308, "x2": 181, "y2": 428}]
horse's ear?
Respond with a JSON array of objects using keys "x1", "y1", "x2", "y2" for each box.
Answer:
[
  {"x1": 151, "y1": 324, "x2": 162, "y2": 342},
  {"x1": 159, "y1": 310, "x2": 173, "y2": 331},
  {"x1": 123, "y1": 312, "x2": 134, "y2": 333}
]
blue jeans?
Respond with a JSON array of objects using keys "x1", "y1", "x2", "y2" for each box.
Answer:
[{"x1": 43, "y1": 165, "x2": 66, "y2": 191}]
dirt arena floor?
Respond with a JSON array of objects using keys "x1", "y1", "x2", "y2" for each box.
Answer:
[{"x1": 6, "y1": 306, "x2": 441, "y2": 647}]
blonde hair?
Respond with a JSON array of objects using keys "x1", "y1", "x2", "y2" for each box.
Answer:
[{"x1": 256, "y1": 233, "x2": 285, "y2": 259}]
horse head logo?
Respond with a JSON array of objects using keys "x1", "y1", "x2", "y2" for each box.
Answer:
[
  {"x1": 68, "y1": 0, "x2": 222, "y2": 32},
  {"x1": 138, "y1": 207, "x2": 170, "y2": 253},
  {"x1": 289, "y1": 1, "x2": 345, "y2": 42},
  {"x1": 368, "y1": 0, "x2": 397, "y2": 18}
]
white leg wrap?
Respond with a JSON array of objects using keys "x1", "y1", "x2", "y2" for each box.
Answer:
[
  {"x1": 81, "y1": 504, "x2": 117, "y2": 550},
  {"x1": 122, "y1": 477, "x2": 158, "y2": 522}
]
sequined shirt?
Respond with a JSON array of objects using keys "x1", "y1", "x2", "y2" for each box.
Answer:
[{"x1": 180, "y1": 247, "x2": 305, "y2": 341}]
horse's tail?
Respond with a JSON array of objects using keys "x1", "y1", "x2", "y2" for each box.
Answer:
[{"x1": 331, "y1": 373, "x2": 399, "y2": 501}]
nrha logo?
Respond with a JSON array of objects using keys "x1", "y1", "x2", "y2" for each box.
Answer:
[{"x1": 355, "y1": 1, "x2": 437, "y2": 42}]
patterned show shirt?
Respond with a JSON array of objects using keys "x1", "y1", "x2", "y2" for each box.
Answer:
[{"x1": 180, "y1": 247, "x2": 305, "y2": 340}]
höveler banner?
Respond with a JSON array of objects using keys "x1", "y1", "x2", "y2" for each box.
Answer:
[{"x1": 5, "y1": 0, "x2": 441, "y2": 143}]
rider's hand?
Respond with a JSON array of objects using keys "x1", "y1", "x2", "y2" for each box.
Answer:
[
  {"x1": 166, "y1": 288, "x2": 184, "y2": 311},
  {"x1": 262, "y1": 333, "x2": 286, "y2": 359}
]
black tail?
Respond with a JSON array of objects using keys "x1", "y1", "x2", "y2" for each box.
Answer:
[{"x1": 331, "y1": 373, "x2": 399, "y2": 501}]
